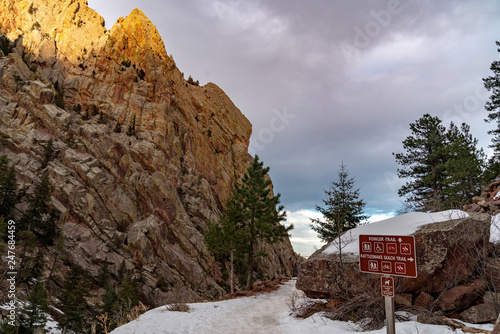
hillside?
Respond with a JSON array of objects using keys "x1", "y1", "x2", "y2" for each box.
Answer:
[{"x1": 0, "y1": 0, "x2": 298, "y2": 326}]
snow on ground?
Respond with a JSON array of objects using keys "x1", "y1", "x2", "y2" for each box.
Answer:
[
  {"x1": 491, "y1": 214, "x2": 500, "y2": 244},
  {"x1": 110, "y1": 279, "x2": 494, "y2": 334},
  {"x1": 323, "y1": 210, "x2": 469, "y2": 255}
]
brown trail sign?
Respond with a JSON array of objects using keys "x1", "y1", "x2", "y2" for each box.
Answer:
[
  {"x1": 358, "y1": 234, "x2": 417, "y2": 278},
  {"x1": 359, "y1": 234, "x2": 417, "y2": 334}
]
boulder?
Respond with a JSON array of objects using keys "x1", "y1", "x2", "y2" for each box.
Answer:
[
  {"x1": 414, "y1": 291, "x2": 435, "y2": 310},
  {"x1": 436, "y1": 279, "x2": 487, "y2": 312},
  {"x1": 297, "y1": 212, "x2": 491, "y2": 300},
  {"x1": 395, "y1": 293, "x2": 412, "y2": 306},
  {"x1": 460, "y1": 303, "x2": 496, "y2": 324}
]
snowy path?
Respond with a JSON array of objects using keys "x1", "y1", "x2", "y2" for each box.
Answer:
[
  {"x1": 203, "y1": 280, "x2": 294, "y2": 334},
  {"x1": 111, "y1": 279, "x2": 494, "y2": 334},
  {"x1": 111, "y1": 280, "x2": 341, "y2": 334}
]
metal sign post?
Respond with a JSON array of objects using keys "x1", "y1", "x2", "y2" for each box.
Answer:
[
  {"x1": 382, "y1": 276, "x2": 395, "y2": 334},
  {"x1": 385, "y1": 294, "x2": 396, "y2": 334},
  {"x1": 359, "y1": 235, "x2": 418, "y2": 334}
]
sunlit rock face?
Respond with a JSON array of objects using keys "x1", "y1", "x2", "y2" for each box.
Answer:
[{"x1": 0, "y1": 0, "x2": 298, "y2": 303}]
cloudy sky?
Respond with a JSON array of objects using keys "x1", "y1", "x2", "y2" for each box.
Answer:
[{"x1": 87, "y1": 0, "x2": 500, "y2": 256}]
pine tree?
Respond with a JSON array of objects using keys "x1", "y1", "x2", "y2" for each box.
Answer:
[
  {"x1": 126, "y1": 115, "x2": 136, "y2": 136},
  {"x1": 30, "y1": 251, "x2": 46, "y2": 280},
  {"x1": 58, "y1": 266, "x2": 89, "y2": 333},
  {"x1": 224, "y1": 156, "x2": 292, "y2": 290},
  {"x1": 483, "y1": 41, "x2": 500, "y2": 163},
  {"x1": 483, "y1": 41, "x2": 500, "y2": 177},
  {"x1": 0, "y1": 155, "x2": 18, "y2": 220},
  {"x1": 394, "y1": 114, "x2": 486, "y2": 211},
  {"x1": 97, "y1": 261, "x2": 111, "y2": 286},
  {"x1": 18, "y1": 230, "x2": 38, "y2": 283},
  {"x1": 310, "y1": 162, "x2": 368, "y2": 265},
  {"x1": 117, "y1": 272, "x2": 139, "y2": 308},
  {"x1": 18, "y1": 280, "x2": 49, "y2": 333},
  {"x1": 102, "y1": 283, "x2": 118, "y2": 314},
  {"x1": 393, "y1": 114, "x2": 448, "y2": 212},
  {"x1": 442, "y1": 122, "x2": 485, "y2": 208},
  {"x1": 205, "y1": 198, "x2": 247, "y2": 293},
  {"x1": 40, "y1": 139, "x2": 55, "y2": 169},
  {"x1": 20, "y1": 172, "x2": 58, "y2": 245},
  {"x1": 47, "y1": 235, "x2": 67, "y2": 284}
]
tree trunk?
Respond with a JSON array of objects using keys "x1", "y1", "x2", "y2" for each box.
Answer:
[
  {"x1": 338, "y1": 233, "x2": 343, "y2": 269},
  {"x1": 230, "y1": 249, "x2": 234, "y2": 295},
  {"x1": 246, "y1": 239, "x2": 255, "y2": 291}
]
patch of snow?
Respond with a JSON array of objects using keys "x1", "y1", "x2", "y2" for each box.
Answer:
[
  {"x1": 491, "y1": 214, "x2": 500, "y2": 244},
  {"x1": 322, "y1": 210, "x2": 469, "y2": 255},
  {"x1": 110, "y1": 279, "x2": 493, "y2": 334}
]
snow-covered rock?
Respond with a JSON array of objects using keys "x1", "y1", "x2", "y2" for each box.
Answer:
[{"x1": 296, "y1": 211, "x2": 491, "y2": 299}]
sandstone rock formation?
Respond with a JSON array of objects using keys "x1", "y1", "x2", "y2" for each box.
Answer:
[{"x1": 0, "y1": 0, "x2": 298, "y2": 304}]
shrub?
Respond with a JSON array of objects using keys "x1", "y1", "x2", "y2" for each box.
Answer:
[
  {"x1": 126, "y1": 115, "x2": 136, "y2": 136},
  {"x1": 137, "y1": 69, "x2": 146, "y2": 80},
  {"x1": 165, "y1": 302, "x2": 190, "y2": 313},
  {"x1": 98, "y1": 111, "x2": 106, "y2": 124},
  {"x1": 164, "y1": 287, "x2": 191, "y2": 312},
  {"x1": 54, "y1": 89, "x2": 64, "y2": 109},
  {"x1": 90, "y1": 105, "x2": 99, "y2": 116},
  {"x1": 0, "y1": 35, "x2": 12, "y2": 55}
]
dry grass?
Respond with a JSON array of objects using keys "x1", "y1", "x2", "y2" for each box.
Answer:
[{"x1": 165, "y1": 302, "x2": 190, "y2": 312}]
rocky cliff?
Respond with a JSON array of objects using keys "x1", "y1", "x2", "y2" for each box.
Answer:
[{"x1": 0, "y1": 0, "x2": 297, "y2": 304}]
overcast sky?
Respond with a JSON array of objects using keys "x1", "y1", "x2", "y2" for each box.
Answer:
[{"x1": 87, "y1": 0, "x2": 500, "y2": 256}]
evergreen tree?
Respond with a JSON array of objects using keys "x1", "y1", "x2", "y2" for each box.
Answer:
[
  {"x1": 20, "y1": 172, "x2": 58, "y2": 245},
  {"x1": 0, "y1": 318, "x2": 18, "y2": 334},
  {"x1": 30, "y1": 251, "x2": 46, "y2": 280},
  {"x1": 18, "y1": 230, "x2": 38, "y2": 283},
  {"x1": 205, "y1": 198, "x2": 247, "y2": 293},
  {"x1": 58, "y1": 266, "x2": 89, "y2": 333},
  {"x1": 117, "y1": 272, "x2": 139, "y2": 308},
  {"x1": 114, "y1": 122, "x2": 122, "y2": 133},
  {"x1": 0, "y1": 217, "x2": 5, "y2": 246},
  {"x1": 102, "y1": 283, "x2": 118, "y2": 314},
  {"x1": 47, "y1": 235, "x2": 67, "y2": 284},
  {"x1": 0, "y1": 155, "x2": 18, "y2": 220},
  {"x1": 97, "y1": 261, "x2": 111, "y2": 286},
  {"x1": 394, "y1": 114, "x2": 486, "y2": 211},
  {"x1": 224, "y1": 156, "x2": 292, "y2": 290},
  {"x1": 41, "y1": 139, "x2": 55, "y2": 169},
  {"x1": 393, "y1": 114, "x2": 448, "y2": 212},
  {"x1": 483, "y1": 41, "x2": 500, "y2": 177},
  {"x1": 310, "y1": 162, "x2": 368, "y2": 265},
  {"x1": 126, "y1": 115, "x2": 136, "y2": 136},
  {"x1": 18, "y1": 280, "x2": 49, "y2": 333},
  {"x1": 442, "y1": 122, "x2": 485, "y2": 208}
]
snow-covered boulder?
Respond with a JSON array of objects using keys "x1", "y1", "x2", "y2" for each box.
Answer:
[{"x1": 296, "y1": 211, "x2": 491, "y2": 300}]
